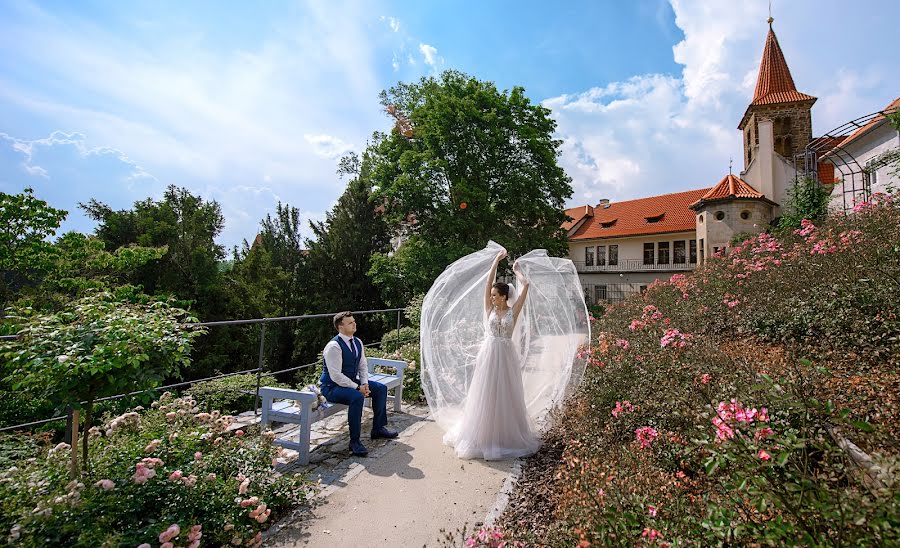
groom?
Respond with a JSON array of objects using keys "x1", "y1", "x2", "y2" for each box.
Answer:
[{"x1": 321, "y1": 311, "x2": 398, "y2": 456}]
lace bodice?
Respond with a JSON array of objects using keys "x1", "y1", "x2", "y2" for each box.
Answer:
[{"x1": 488, "y1": 308, "x2": 514, "y2": 339}]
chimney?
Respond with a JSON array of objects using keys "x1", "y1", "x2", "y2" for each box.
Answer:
[{"x1": 596, "y1": 199, "x2": 611, "y2": 209}]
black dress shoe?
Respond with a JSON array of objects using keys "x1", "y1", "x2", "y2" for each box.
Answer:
[
  {"x1": 349, "y1": 440, "x2": 369, "y2": 456},
  {"x1": 371, "y1": 427, "x2": 399, "y2": 439}
]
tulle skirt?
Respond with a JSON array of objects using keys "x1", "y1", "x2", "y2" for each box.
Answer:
[{"x1": 443, "y1": 335, "x2": 541, "y2": 460}]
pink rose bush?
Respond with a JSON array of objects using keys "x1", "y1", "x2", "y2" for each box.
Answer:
[
  {"x1": 514, "y1": 193, "x2": 899, "y2": 545},
  {"x1": 0, "y1": 392, "x2": 310, "y2": 546}
]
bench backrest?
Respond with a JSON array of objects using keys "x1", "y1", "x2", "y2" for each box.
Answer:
[{"x1": 366, "y1": 357, "x2": 408, "y2": 375}]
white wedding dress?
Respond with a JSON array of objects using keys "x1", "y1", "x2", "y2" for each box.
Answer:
[{"x1": 443, "y1": 308, "x2": 541, "y2": 460}]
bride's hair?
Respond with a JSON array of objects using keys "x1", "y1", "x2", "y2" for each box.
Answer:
[{"x1": 492, "y1": 282, "x2": 510, "y2": 298}]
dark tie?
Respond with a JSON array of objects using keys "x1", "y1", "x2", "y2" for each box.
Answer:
[{"x1": 349, "y1": 338, "x2": 356, "y2": 358}]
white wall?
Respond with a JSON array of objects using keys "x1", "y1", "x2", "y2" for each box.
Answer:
[
  {"x1": 569, "y1": 231, "x2": 698, "y2": 267},
  {"x1": 829, "y1": 123, "x2": 900, "y2": 210}
]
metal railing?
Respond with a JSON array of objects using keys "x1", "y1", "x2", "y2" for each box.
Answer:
[
  {"x1": 0, "y1": 307, "x2": 412, "y2": 433},
  {"x1": 583, "y1": 283, "x2": 643, "y2": 305},
  {"x1": 573, "y1": 259, "x2": 697, "y2": 273}
]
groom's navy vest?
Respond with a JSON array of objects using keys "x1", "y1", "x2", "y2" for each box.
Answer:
[{"x1": 320, "y1": 335, "x2": 363, "y2": 389}]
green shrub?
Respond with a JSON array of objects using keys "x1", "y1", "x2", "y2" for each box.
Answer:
[
  {"x1": 185, "y1": 374, "x2": 290, "y2": 415},
  {"x1": 405, "y1": 293, "x2": 425, "y2": 328},
  {"x1": 380, "y1": 326, "x2": 419, "y2": 352},
  {"x1": 0, "y1": 393, "x2": 310, "y2": 547},
  {"x1": 369, "y1": 341, "x2": 423, "y2": 403},
  {"x1": 496, "y1": 194, "x2": 900, "y2": 546}
]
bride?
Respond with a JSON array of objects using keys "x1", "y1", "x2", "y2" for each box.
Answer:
[
  {"x1": 442, "y1": 248, "x2": 541, "y2": 459},
  {"x1": 420, "y1": 241, "x2": 590, "y2": 461}
]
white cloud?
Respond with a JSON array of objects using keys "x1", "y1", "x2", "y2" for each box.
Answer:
[
  {"x1": 419, "y1": 43, "x2": 440, "y2": 67},
  {"x1": 0, "y1": 130, "x2": 155, "y2": 183},
  {"x1": 303, "y1": 134, "x2": 355, "y2": 159},
  {"x1": 550, "y1": 0, "x2": 900, "y2": 209},
  {"x1": 380, "y1": 15, "x2": 401, "y2": 33}
]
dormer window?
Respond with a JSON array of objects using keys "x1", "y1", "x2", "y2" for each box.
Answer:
[
  {"x1": 600, "y1": 219, "x2": 617, "y2": 228},
  {"x1": 645, "y1": 213, "x2": 664, "y2": 224}
]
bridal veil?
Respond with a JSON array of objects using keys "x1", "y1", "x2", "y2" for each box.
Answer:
[{"x1": 420, "y1": 241, "x2": 591, "y2": 432}]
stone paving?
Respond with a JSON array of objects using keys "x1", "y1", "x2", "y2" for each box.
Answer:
[{"x1": 231, "y1": 402, "x2": 432, "y2": 478}]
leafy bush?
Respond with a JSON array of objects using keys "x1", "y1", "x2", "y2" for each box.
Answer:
[
  {"x1": 370, "y1": 340, "x2": 423, "y2": 403},
  {"x1": 380, "y1": 326, "x2": 419, "y2": 352},
  {"x1": 0, "y1": 393, "x2": 310, "y2": 547},
  {"x1": 497, "y1": 193, "x2": 900, "y2": 545},
  {"x1": 405, "y1": 293, "x2": 425, "y2": 328},
  {"x1": 186, "y1": 374, "x2": 291, "y2": 415}
]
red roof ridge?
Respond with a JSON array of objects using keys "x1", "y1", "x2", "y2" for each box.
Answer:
[
  {"x1": 826, "y1": 96, "x2": 900, "y2": 153},
  {"x1": 690, "y1": 174, "x2": 771, "y2": 209}
]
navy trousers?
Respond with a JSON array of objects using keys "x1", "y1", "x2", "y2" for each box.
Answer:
[{"x1": 321, "y1": 380, "x2": 388, "y2": 442}]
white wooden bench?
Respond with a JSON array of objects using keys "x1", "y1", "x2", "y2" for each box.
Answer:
[{"x1": 259, "y1": 357, "x2": 407, "y2": 465}]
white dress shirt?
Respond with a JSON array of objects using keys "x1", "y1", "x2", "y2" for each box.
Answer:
[{"x1": 323, "y1": 333, "x2": 369, "y2": 389}]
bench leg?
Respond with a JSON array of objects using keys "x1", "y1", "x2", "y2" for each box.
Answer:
[
  {"x1": 260, "y1": 394, "x2": 273, "y2": 429},
  {"x1": 393, "y1": 385, "x2": 403, "y2": 413},
  {"x1": 298, "y1": 402, "x2": 313, "y2": 466}
]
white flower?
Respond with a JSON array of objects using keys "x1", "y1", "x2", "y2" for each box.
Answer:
[{"x1": 56, "y1": 355, "x2": 69, "y2": 363}]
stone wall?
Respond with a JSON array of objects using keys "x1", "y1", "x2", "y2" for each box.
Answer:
[{"x1": 695, "y1": 199, "x2": 774, "y2": 258}]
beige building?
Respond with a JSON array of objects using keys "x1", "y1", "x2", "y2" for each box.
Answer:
[{"x1": 565, "y1": 18, "x2": 827, "y2": 304}]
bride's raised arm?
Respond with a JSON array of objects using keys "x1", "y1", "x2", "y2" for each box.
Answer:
[
  {"x1": 512, "y1": 261, "x2": 529, "y2": 324},
  {"x1": 485, "y1": 249, "x2": 505, "y2": 315}
]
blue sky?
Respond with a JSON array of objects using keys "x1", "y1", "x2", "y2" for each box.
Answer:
[{"x1": 1, "y1": 0, "x2": 898, "y2": 248}]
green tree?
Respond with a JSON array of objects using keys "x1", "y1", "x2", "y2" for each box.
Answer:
[
  {"x1": 1, "y1": 292, "x2": 204, "y2": 474},
  {"x1": 360, "y1": 70, "x2": 573, "y2": 299},
  {"x1": 0, "y1": 188, "x2": 68, "y2": 309},
  {"x1": 80, "y1": 185, "x2": 225, "y2": 306},
  {"x1": 778, "y1": 176, "x2": 832, "y2": 229},
  {"x1": 300, "y1": 176, "x2": 391, "y2": 354}
]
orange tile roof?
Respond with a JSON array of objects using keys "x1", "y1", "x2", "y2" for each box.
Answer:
[
  {"x1": 563, "y1": 204, "x2": 593, "y2": 232},
  {"x1": 690, "y1": 174, "x2": 765, "y2": 208},
  {"x1": 817, "y1": 161, "x2": 837, "y2": 185},
  {"x1": 751, "y1": 25, "x2": 816, "y2": 106},
  {"x1": 826, "y1": 96, "x2": 900, "y2": 153},
  {"x1": 568, "y1": 188, "x2": 710, "y2": 240}
]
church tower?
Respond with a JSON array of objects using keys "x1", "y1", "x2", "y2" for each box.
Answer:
[{"x1": 738, "y1": 17, "x2": 816, "y2": 170}]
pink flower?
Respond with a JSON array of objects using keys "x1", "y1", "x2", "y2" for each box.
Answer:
[
  {"x1": 238, "y1": 478, "x2": 251, "y2": 495},
  {"x1": 647, "y1": 505, "x2": 657, "y2": 517},
  {"x1": 132, "y1": 463, "x2": 156, "y2": 485},
  {"x1": 159, "y1": 524, "x2": 180, "y2": 543},
  {"x1": 758, "y1": 449, "x2": 771, "y2": 461},
  {"x1": 700, "y1": 374, "x2": 711, "y2": 385},
  {"x1": 235, "y1": 430, "x2": 245, "y2": 437},
  {"x1": 165, "y1": 412, "x2": 177, "y2": 422},
  {"x1": 188, "y1": 524, "x2": 202, "y2": 542},
  {"x1": 194, "y1": 451, "x2": 203, "y2": 460},
  {"x1": 144, "y1": 439, "x2": 161, "y2": 453},
  {"x1": 168, "y1": 470, "x2": 183, "y2": 481},
  {"x1": 160, "y1": 544, "x2": 174, "y2": 548},
  {"x1": 755, "y1": 427, "x2": 774, "y2": 440},
  {"x1": 137, "y1": 544, "x2": 151, "y2": 548},
  {"x1": 182, "y1": 475, "x2": 198, "y2": 488},
  {"x1": 140, "y1": 457, "x2": 164, "y2": 468},
  {"x1": 634, "y1": 426, "x2": 658, "y2": 449},
  {"x1": 641, "y1": 527, "x2": 662, "y2": 541},
  {"x1": 660, "y1": 328, "x2": 691, "y2": 349},
  {"x1": 616, "y1": 339, "x2": 630, "y2": 350},
  {"x1": 94, "y1": 479, "x2": 115, "y2": 490},
  {"x1": 611, "y1": 401, "x2": 635, "y2": 418}
]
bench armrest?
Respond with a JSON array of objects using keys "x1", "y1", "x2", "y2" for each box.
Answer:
[{"x1": 259, "y1": 386, "x2": 318, "y2": 405}]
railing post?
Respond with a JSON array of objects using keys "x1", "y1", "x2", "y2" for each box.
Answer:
[{"x1": 254, "y1": 321, "x2": 267, "y2": 416}]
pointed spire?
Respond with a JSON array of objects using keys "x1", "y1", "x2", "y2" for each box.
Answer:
[{"x1": 750, "y1": 19, "x2": 815, "y2": 106}]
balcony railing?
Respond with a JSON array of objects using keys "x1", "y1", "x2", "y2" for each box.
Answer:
[{"x1": 573, "y1": 259, "x2": 697, "y2": 273}]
